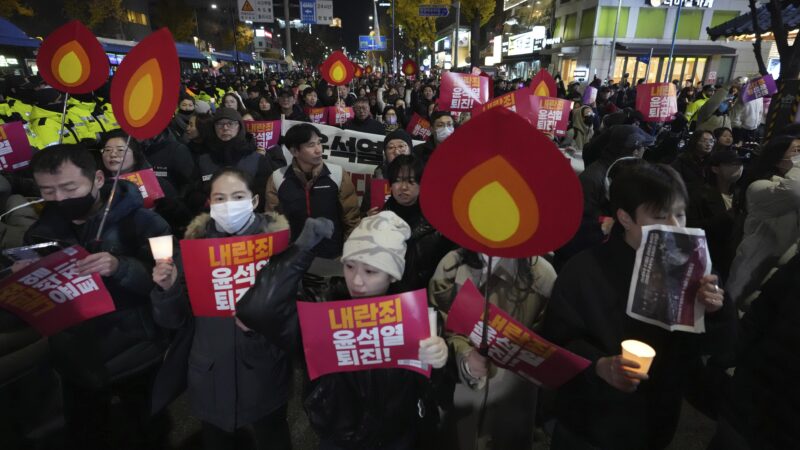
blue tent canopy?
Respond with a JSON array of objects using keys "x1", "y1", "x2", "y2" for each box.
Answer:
[
  {"x1": 213, "y1": 50, "x2": 256, "y2": 65},
  {"x1": 175, "y1": 42, "x2": 206, "y2": 61},
  {"x1": 0, "y1": 18, "x2": 40, "y2": 48}
]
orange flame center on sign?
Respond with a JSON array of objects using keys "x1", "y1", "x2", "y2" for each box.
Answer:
[
  {"x1": 330, "y1": 61, "x2": 347, "y2": 84},
  {"x1": 532, "y1": 82, "x2": 550, "y2": 97},
  {"x1": 123, "y1": 58, "x2": 163, "y2": 127},
  {"x1": 452, "y1": 156, "x2": 540, "y2": 247},
  {"x1": 51, "y1": 40, "x2": 91, "y2": 87}
]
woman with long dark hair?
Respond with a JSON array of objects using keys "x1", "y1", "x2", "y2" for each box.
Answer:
[{"x1": 726, "y1": 135, "x2": 800, "y2": 310}]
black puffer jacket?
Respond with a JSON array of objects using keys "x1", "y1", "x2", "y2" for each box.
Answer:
[
  {"x1": 383, "y1": 198, "x2": 456, "y2": 293},
  {"x1": 729, "y1": 251, "x2": 800, "y2": 450},
  {"x1": 237, "y1": 269, "x2": 434, "y2": 449},
  {"x1": 24, "y1": 181, "x2": 171, "y2": 389},
  {"x1": 151, "y1": 212, "x2": 297, "y2": 431}
]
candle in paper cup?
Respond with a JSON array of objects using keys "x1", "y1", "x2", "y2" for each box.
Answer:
[
  {"x1": 428, "y1": 307, "x2": 437, "y2": 337},
  {"x1": 621, "y1": 339, "x2": 656, "y2": 374},
  {"x1": 148, "y1": 235, "x2": 173, "y2": 260}
]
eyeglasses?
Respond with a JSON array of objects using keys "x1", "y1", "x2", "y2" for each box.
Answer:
[
  {"x1": 700, "y1": 138, "x2": 716, "y2": 145},
  {"x1": 215, "y1": 120, "x2": 239, "y2": 129},
  {"x1": 101, "y1": 146, "x2": 127, "y2": 155}
]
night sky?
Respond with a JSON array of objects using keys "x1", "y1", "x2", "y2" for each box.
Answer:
[{"x1": 333, "y1": 0, "x2": 383, "y2": 52}]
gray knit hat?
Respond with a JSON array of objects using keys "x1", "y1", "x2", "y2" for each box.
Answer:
[{"x1": 341, "y1": 211, "x2": 411, "y2": 281}]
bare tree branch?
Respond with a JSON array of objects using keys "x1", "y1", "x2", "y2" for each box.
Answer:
[{"x1": 749, "y1": 0, "x2": 768, "y2": 75}]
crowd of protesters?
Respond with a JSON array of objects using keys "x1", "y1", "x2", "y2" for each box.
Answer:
[{"x1": 0, "y1": 64, "x2": 796, "y2": 450}]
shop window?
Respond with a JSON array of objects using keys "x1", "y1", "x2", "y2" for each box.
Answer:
[
  {"x1": 612, "y1": 56, "x2": 626, "y2": 82},
  {"x1": 635, "y1": 9, "x2": 666, "y2": 39},
  {"x1": 561, "y1": 59, "x2": 577, "y2": 83},
  {"x1": 554, "y1": 16, "x2": 564, "y2": 39},
  {"x1": 597, "y1": 7, "x2": 629, "y2": 39},
  {"x1": 669, "y1": 57, "x2": 686, "y2": 82},
  {"x1": 126, "y1": 10, "x2": 148, "y2": 26},
  {"x1": 564, "y1": 13, "x2": 578, "y2": 41},
  {"x1": 710, "y1": 11, "x2": 740, "y2": 29},
  {"x1": 695, "y1": 58, "x2": 708, "y2": 85},
  {"x1": 579, "y1": 8, "x2": 596, "y2": 40},
  {"x1": 676, "y1": 10, "x2": 703, "y2": 40}
]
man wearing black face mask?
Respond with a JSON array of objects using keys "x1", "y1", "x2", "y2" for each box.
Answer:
[
  {"x1": 24, "y1": 144, "x2": 172, "y2": 449},
  {"x1": 169, "y1": 93, "x2": 196, "y2": 139}
]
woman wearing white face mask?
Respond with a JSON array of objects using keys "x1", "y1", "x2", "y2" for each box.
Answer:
[
  {"x1": 150, "y1": 167, "x2": 334, "y2": 450},
  {"x1": 726, "y1": 135, "x2": 800, "y2": 311},
  {"x1": 429, "y1": 248, "x2": 557, "y2": 450},
  {"x1": 237, "y1": 211, "x2": 449, "y2": 449}
]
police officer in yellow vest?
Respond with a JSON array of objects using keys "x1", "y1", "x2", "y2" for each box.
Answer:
[
  {"x1": 67, "y1": 94, "x2": 106, "y2": 140},
  {"x1": 28, "y1": 88, "x2": 80, "y2": 149}
]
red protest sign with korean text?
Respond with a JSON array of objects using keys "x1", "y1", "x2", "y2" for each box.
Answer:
[
  {"x1": 0, "y1": 246, "x2": 115, "y2": 336},
  {"x1": 437, "y1": 72, "x2": 490, "y2": 112},
  {"x1": 297, "y1": 289, "x2": 433, "y2": 380},
  {"x1": 305, "y1": 107, "x2": 329, "y2": 124},
  {"x1": 244, "y1": 120, "x2": 281, "y2": 149},
  {"x1": 327, "y1": 106, "x2": 355, "y2": 126},
  {"x1": 370, "y1": 178, "x2": 391, "y2": 210},
  {"x1": 472, "y1": 88, "x2": 536, "y2": 125},
  {"x1": 111, "y1": 28, "x2": 180, "y2": 140},
  {"x1": 635, "y1": 83, "x2": 678, "y2": 123},
  {"x1": 406, "y1": 113, "x2": 432, "y2": 140},
  {"x1": 446, "y1": 280, "x2": 590, "y2": 388},
  {"x1": 530, "y1": 69, "x2": 558, "y2": 98},
  {"x1": 180, "y1": 230, "x2": 291, "y2": 317},
  {"x1": 530, "y1": 96, "x2": 572, "y2": 137},
  {"x1": 120, "y1": 168, "x2": 165, "y2": 209},
  {"x1": 320, "y1": 51, "x2": 354, "y2": 86},
  {"x1": 420, "y1": 107, "x2": 583, "y2": 258},
  {"x1": 36, "y1": 20, "x2": 109, "y2": 94},
  {"x1": 0, "y1": 121, "x2": 34, "y2": 171}
]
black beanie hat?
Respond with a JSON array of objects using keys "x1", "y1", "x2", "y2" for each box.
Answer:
[
  {"x1": 383, "y1": 129, "x2": 413, "y2": 151},
  {"x1": 213, "y1": 107, "x2": 243, "y2": 123}
]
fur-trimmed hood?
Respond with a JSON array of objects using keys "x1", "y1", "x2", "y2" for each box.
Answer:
[{"x1": 184, "y1": 211, "x2": 289, "y2": 239}]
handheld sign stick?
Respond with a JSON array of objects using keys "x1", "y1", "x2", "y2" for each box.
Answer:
[{"x1": 93, "y1": 135, "x2": 132, "y2": 245}]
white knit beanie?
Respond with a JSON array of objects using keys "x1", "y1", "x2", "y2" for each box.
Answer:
[{"x1": 341, "y1": 211, "x2": 411, "y2": 281}]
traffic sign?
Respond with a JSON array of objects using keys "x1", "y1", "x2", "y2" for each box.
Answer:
[
  {"x1": 359, "y1": 35, "x2": 387, "y2": 51},
  {"x1": 419, "y1": 5, "x2": 449, "y2": 17},
  {"x1": 300, "y1": 1, "x2": 316, "y2": 24},
  {"x1": 238, "y1": 0, "x2": 274, "y2": 23}
]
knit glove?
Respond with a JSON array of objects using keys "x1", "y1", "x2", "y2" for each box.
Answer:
[{"x1": 295, "y1": 217, "x2": 334, "y2": 251}]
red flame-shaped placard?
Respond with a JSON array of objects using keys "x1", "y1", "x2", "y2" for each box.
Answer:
[
  {"x1": 110, "y1": 28, "x2": 180, "y2": 140},
  {"x1": 531, "y1": 69, "x2": 558, "y2": 98},
  {"x1": 354, "y1": 64, "x2": 364, "y2": 78},
  {"x1": 420, "y1": 107, "x2": 583, "y2": 258},
  {"x1": 402, "y1": 59, "x2": 418, "y2": 77},
  {"x1": 365, "y1": 65, "x2": 373, "y2": 75},
  {"x1": 320, "y1": 51, "x2": 354, "y2": 86},
  {"x1": 36, "y1": 20, "x2": 109, "y2": 94}
]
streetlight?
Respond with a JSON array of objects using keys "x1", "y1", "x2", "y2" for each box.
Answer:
[
  {"x1": 211, "y1": 3, "x2": 217, "y2": 9},
  {"x1": 369, "y1": 15, "x2": 373, "y2": 20}
]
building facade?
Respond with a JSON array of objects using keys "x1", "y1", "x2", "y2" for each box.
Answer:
[{"x1": 546, "y1": 0, "x2": 768, "y2": 85}]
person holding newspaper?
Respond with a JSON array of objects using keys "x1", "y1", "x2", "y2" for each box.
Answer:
[{"x1": 542, "y1": 161, "x2": 736, "y2": 450}]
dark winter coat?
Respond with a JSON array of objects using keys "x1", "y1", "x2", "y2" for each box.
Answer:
[
  {"x1": 383, "y1": 198, "x2": 456, "y2": 293},
  {"x1": 542, "y1": 233, "x2": 737, "y2": 450},
  {"x1": 686, "y1": 184, "x2": 738, "y2": 280},
  {"x1": 24, "y1": 181, "x2": 171, "y2": 389},
  {"x1": 195, "y1": 132, "x2": 273, "y2": 211},
  {"x1": 729, "y1": 251, "x2": 800, "y2": 450},
  {"x1": 150, "y1": 212, "x2": 294, "y2": 432},
  {"x1": 343, "y1": 117, "x2": 386, "y2": 136},
  {"x1": 237, "y1": 273, "x2": 433, "y2": 449}
]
